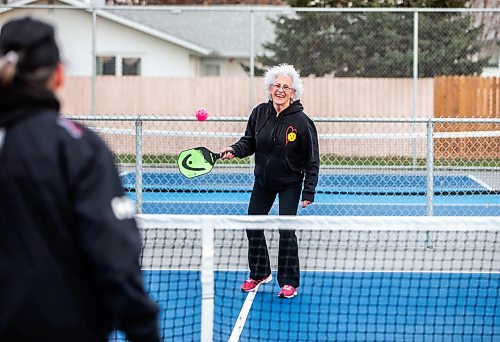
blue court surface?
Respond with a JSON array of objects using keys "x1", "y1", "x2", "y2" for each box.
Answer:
[
  {"x1": 114, "y1": 172, "x2": 500, "y2": 341},
  {"x1": 122, "y1": 172, "x2": 500, "y2": 216},
  {"x1": 113, "y1": 270, "x2": 500, "y2": 341}
]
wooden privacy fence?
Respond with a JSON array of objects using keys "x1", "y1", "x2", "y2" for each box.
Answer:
[
  {"x1": 59, "y1": 76, "x2": 498, "y2": 160},
  {"x1": 58, "y1": 76, "x2": 434, "y2": 118},
  {"x1": 59, "y1": 77, "x2": 435, "y2": 157},
  {"x1": 434, "y1": 76, "x2": 499, "y2": 161}
]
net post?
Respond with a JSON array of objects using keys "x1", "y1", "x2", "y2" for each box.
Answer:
[
  {"x1": 425, "y1": 119, "x2": 434, "y2": 248},
  {"x1": 135, "y1": 115, "x2": 143, "y2": 214},
  {"x1": 201, "y1": 216, "x2": 214, "y2": 342}
]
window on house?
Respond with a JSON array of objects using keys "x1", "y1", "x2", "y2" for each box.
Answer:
[
  {"x1": 122, "y1": 57, "x2": 141, "y2": 76},
  {"x1": 96, "y1": 56, "x2": 116, "y2": 75},
  {"x1": 203, "y1": 64, "x2": 221, "y2": 76}
]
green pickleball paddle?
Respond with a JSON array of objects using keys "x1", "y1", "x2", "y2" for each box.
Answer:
[{"x1": 177, "y1": 147, "x2": 222, "y2": 178}]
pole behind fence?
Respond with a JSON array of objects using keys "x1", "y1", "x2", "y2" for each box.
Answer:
[
  {"x1": 135, "y1": 116, "x2": 143, "y2": 214},
  {"x1": 425, "y1": 119, "x2": 434, "y2": 248},
  {"x1": 412, "y1": 10, "x2": 419, "y2": 169}
]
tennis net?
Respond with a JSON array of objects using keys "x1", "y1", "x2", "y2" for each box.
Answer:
[{"x1": 113, "y1": 215, "x2": 500, "y2": 341}]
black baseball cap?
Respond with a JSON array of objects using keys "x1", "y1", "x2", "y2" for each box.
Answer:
[{"x1": 0, "y1": 16, "x2": 60, "y2": 71}]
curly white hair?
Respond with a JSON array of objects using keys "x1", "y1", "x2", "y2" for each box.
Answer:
[{"x1": 263, "y1": 63, "x2": 303, "y2": 101}]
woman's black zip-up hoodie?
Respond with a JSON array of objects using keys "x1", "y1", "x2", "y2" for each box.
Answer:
[{"x1": 231, "y1": 100, "x2": 320, "y2": 202}]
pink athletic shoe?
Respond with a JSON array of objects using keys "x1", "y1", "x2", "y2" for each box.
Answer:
[
  {"x1": 278, "y1": 285, "x2": 297, "y2": 298},
  {"x1": 240, "y1": 274, "x2": 272, "y2": 292}
]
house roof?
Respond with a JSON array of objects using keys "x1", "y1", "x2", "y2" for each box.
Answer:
[
  {"x1": 107, "y1": 7, "x2": 282, "y2": 58},
  {"x1": 2, "y1": 0, "x2": 285, "y2": 58}
]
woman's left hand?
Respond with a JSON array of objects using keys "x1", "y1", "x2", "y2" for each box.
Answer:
[{"x1": 301, "y1": 200, "x2": 311, "y2": 208}]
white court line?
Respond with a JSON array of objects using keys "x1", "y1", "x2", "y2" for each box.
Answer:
[
  {"x1": 468, "y1": 174, "x2": 493, "y2": 191},
  {"x1": 228, "y1": 290, "x2": 258, "y2": 342}
]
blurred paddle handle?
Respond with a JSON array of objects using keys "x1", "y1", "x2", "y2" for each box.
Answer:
[{"x1": 220, "y1": 148, "x2": 235, "y2": 160}]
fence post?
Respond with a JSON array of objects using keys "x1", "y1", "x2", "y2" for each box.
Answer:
[
  {"x1": 412, "y1": 10, "x2": 419, "y2": 169},
  {"x1": 426, "y1": 119, "x2": 434, "y2": 216},
  {"x1": 249, "y1": 10, "x2": 256, "y2": 167},
  {"x1": 425, "y1": 119, "x2": 434, "y2": 248},
  {"x1": 135, "y1": 115, "x2": 143, "y2": 214},
  {"x1": 249, "y1": 9, "x2": 255, "y2": 113},
  {"x1": 91, "y1": 7, "x2": 97, "y2": 116}
]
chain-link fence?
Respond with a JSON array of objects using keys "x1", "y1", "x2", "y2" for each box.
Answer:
[
  {"x1": 1, "y1": 4, "x2": 498, "y2": 216},
  {"x1": 70, "y1": 115, "x2": 500, "y2": 216}
]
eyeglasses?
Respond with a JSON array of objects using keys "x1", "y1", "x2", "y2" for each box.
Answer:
[{"x1": 271, "y1": 84, "x2": 294, "y2": 93}]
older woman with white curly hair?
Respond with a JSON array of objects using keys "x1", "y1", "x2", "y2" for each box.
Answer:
[{"x1": 220, "y1": 63, "x2": 320, "y2": 299}]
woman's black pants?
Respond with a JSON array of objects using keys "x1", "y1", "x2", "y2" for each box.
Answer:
[{"x1": 246, "y1": 182, "x2": 301, "y2": 288}]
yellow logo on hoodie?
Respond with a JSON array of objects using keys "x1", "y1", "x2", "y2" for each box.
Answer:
[{"x1": 285, "y1": 125, "x2": 297, "y2": 146}]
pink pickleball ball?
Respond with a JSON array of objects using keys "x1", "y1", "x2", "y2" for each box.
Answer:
[{"x1": 195, "y1": 108, "x2": 208, "y2": 121}]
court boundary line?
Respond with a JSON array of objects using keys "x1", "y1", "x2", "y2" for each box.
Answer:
[
  {"x1": 228, "y1": 290, "x2": 258, "y2": 342},
  {"x1": 469, "y1": 174, "x2": 493, "y2": 191},
  {"x1": 141, "y1": 201, "x2": 500, "y2": 205}
]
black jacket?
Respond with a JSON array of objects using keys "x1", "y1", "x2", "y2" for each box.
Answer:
[
  {"x1": 0, "y1": 88, "x2": 159, "y2": 341},
  {"x1": 231, "y1": 100, "x2": 320, "y2": 202}
]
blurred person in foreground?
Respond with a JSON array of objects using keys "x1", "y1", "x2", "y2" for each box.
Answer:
[
  {"x1": 220, "y1": 64, "x2": 319, "y2": 299},
  {"x1": 0, "y1": 17, "x2": 159, "y2": 341}
]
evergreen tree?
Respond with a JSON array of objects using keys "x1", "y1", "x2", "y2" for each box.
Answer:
[{"x1": 258, "y1": 0, "x2": 488, "y2": 77}]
